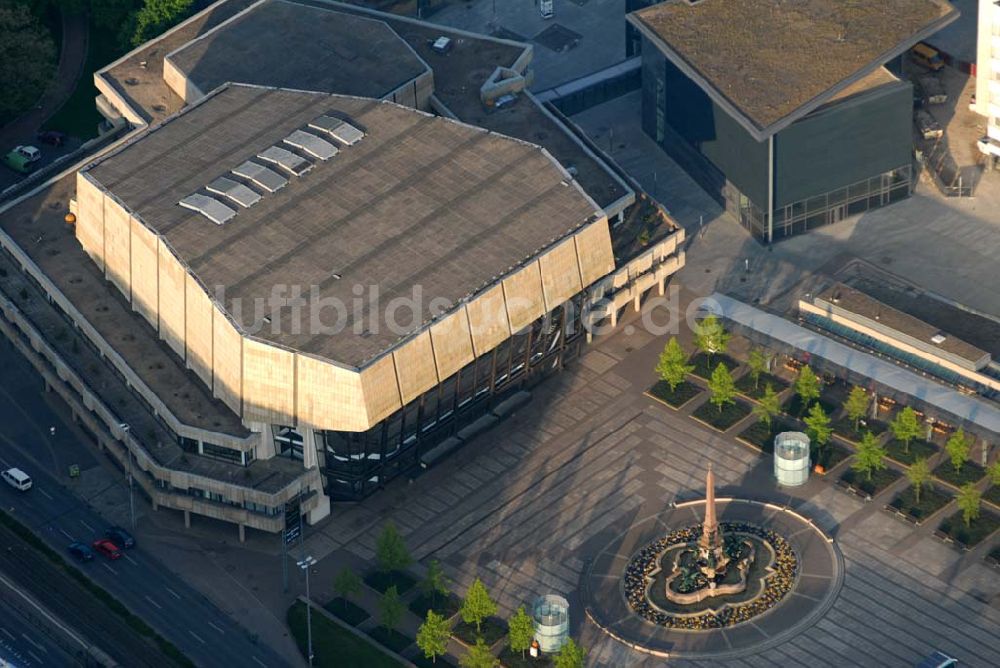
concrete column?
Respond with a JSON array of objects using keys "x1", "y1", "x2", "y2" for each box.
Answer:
[
  {"x1": 151, "y1": 498, "x2": 158, "y2": 512},
  {"x1": 658, "y1": 278, "x2": 665, "y2": 296},
  {"x1": 238, "y1": 523, "x2": 245, "y2": 543},
  {"x1": 183, "y1": 510, "x2": 190, "y2": 528}
]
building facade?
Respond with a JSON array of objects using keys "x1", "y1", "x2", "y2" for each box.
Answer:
[{"x1": 976, "y1": 0, "x2": 1000, "y2": 159}]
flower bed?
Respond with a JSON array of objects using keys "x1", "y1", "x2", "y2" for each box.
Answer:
[
  {"x1": 408, "y1": 592, "x2": 461, "y2": 620},
  {"x1": 689, "y1": 353, "x2": 739, "y2": 379},
  {"x1": 933, "y1": 461, "x2": 986, "y2": 488},
  {"x1": 884, "y1": 438, "x2": 937, "y2": 466},
  {"x1": 366, "y1": 627, "x2": 413, "y2": 654},
  {"x1": 647, "y1": 380, "x2": 702, "y2": 409},
  {"x1": 813, "y1": 443, "x2": 850, "y2": 472},
  {"x1": 324, "y1": 597, "x2": 370, "y2": 626},
  {"x1": 988, "y1": 546, "x2": 1000, "y2": 567},
  {"x1": 984, "y1": 485, "x2": 1000, "y2": 508},
  {"x1": 887, "y1": 485, "x2": 952, "y2": 522},
  {"x1": 831, "y1": 417, "x2": 887, "y2": 442},
  {"x1": 781, "y1": 394, "x2": 837, "y2": 418},
  {"x1": 452, "y1": 617, "x2": 506, "y2": 646},
  {"x1": 364, "y1": 570, "x2": 418, "y2": 595},
  {"x1": 691, "y1": 400, "x2": 752, "y2": 432},
  {"x1": 737, "y1": 418, "x2": 797, "y2": 453},
  {"x1": 937, "y1": 511, "x2": 1000, "y2": 548},
  {"x1": 839, "y1": 467, "x2": 901, "y2": 497},
  {"x1": 734, "y1": 372, "x2": 788, "y2": 399},
  {"x1": 499, "y1": 646, "x2": 553, "y2": 668}
]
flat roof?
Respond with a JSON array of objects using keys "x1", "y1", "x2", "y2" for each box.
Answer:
[
  {"x1": 629, "y1": 0, "x2": 957, "y2": 139},
  {"x1": 815, "y1": 284, "x2": 988, "y2": 365},
  {"x1": 85, "y1": 84, "x2": 599, "y2": 367},
  {"x1": 167, "y1": 0, "x2": 429, "y2": 101}
]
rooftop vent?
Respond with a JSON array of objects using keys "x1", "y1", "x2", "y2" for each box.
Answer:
[
  {"x1": 283, "y1": 130, "x2": 338, "y2": 161},
  {"x1": 309, "y1": 115, "x2": 364, "y2": 146},
  {"x1": 206, "y1": 176, "x2": 261, "y2": 208},
  {"x1": 178, "y1": 194, "x2": 236, "y2": 225},
  {"x1": 432, "y1": 36, "x2": 453, "y2": 54},
  {"x1": 257, "y1": 146, "x2": 313, "y2": 176},
  {"x1": 232, "y1": 160, "x2": 288, "y2": 192},
  {"x1": 931, "y1": 334, "x2": 947, "y2": 345}
]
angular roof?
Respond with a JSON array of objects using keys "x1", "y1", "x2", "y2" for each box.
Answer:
[
  {"x1": 166, "y1": 0, "x2": 429, "y2": 101},
  {"x1": 83, "y1": 85, "x2": 601, "y2": 367},
  {"x1": 628, "y1": 0, "x2": 958, "y2": 140}
]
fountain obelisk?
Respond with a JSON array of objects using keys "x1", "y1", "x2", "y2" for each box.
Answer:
[{"x1": 698, "y1": 465, "x2": 724, "y2": 566}]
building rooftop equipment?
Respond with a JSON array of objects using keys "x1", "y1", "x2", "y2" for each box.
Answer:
[
  {"x1": 628, "y1": 0, "x2": 958, "y2": 139},
  {"x1": 83, "y1": 84, "x2": 601, "y2": 368}
]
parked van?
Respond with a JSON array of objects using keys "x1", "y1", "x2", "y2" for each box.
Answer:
[
  {"x1": 1, "y1": 468, "x2": 32, "y2": 491},
  {"x1": 911, "y1": 43, "x2": 944, "y2": 71}
]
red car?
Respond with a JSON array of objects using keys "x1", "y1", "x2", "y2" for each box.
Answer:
[{"x1": 91, "y1": 538, "x2": 122, "y2": 560}]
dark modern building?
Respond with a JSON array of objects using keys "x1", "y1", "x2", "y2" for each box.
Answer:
[{"x1": 627, "y1": 0, "x2": 959, "y2": 242}]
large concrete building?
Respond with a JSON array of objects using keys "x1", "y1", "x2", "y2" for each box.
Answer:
[
  {"x1": 626, "y1": 0, "x2": 958, "y2": 242},
  {"x1": 0, "y1": 0, "x2": 684, "y2": 537},
  {"x1": 975, "y1": 0, "x2": 1000, "y2": 159}
]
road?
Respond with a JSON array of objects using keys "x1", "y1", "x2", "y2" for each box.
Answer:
[
  {"x1": 0, "y1": 597, "x2": 78, "y2": 667},
  {"x1": 0, "y1": 338, "x2": 292, "y2": 668}
]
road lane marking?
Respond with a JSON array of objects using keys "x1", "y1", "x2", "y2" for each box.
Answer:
[
  {"x1": 164, "y1": 587, "x2": 181, "y2": 600},
  {"x1": 36, "y1": 488, "x2": 52, "y2": 500},
  {"x1": 0, "y1": 627, "x2": 14, "y2": 641},
  {"x1": 58, "y1": 528, "x2": 74, "y2": 540},
  {"x1": 188, "y1": 630, "x2": 206, "y2": 644},
  {"x1": 207, "y1": 621, "x2": 225, "y2": 635},
  {"x1": 144, "y1": 595, "x2": 162, "y2": 610},
  {"x1": 101, "y1": 563, "x2": 117, "y2": 575},
  {"x1": 79, "y1": 520, "x2": 96, "y2": 533},
  {"x1": 252, "y1": 657, "x2": 267, "y2": 667},
  {"x1": 28, "y1": 650, "x2": 43, "y2": 664},
  {"x1": 21, "y1": 633, "x2": 46, "y2": 652},
  {"x1": 123, "y1": 554, "x2": 138, "y2": 566}
]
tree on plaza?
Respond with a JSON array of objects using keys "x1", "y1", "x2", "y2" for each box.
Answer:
[
  {"x1": 333, "y1": 566, "x2": 361, "y2": 610},
  {"x1": 793, "y1": 365, "x2": 821, "y2": 411},
  {"x1": 752, "y1": 384, "x2": 780, "y2": 430},
  {"x1": 460, "y1": 578, "x2": 497, "y2": 635},
  {"x1": 907, "y1": 458, "x2": 932, "y2": 505},
  {"x1": 956, "y1": 483, "x2": 982, "y2": 528},
  {"x1": 746, "y1": 348, "x2": 771, "y2": 391},
  {"x1": 416, "y1": 610, "x2": 450, "y2": 664},
  {"x1": 375, "y1": 521, "x2": 412, "y2": 573},
  {"x1": 554, "y1": 638, "x2": 587, "y2": 668},
  {"x1": 708, "y1": 363, "x2": 737, "y2": 413},
  {"x1": 0, "y1": 3, "x2": 56, "y2": 122},
  {"x1": 946, "y1": 428, "x2": 972, "y2": 474},
  {"x1": 378, "y1": 585, "x2": 404, "y2": 633},
  {"x1": 460, "y1": 638, "x2": 499, "y2": 668},
  {"x1": 989, "y1": 459, "x2": 1000, "y2": 487},
  {"x1": 694, "y1": 314, "x2": 729, "y2": 365},
  {"x1": 804, "y1": 403, "x2": 832, "y2": 449},
  {"x1": 420, "y1": 558, "x2": 450, "y2": 607},
  {"x1": 843, "y1": 386, "x2": 870, "y2": 432},
  {"x1": 852, "y1": 431, "x2": 887, "y2": 482},
  {"x1": 507, "y1": 605, "x2": 535, "y2": 660},
  {"x1": 655, "y1": 337, "x2": 693, "y2": 391},
  {"x1": 890, "y1": 406, "x2": 922, "y2": 454}
]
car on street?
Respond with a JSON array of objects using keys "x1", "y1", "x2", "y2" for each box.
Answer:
[
  {"x1": 915, "y1": 110, "x2": 943, "y2": 140},
  {"x1": 35, "y1": 130, "x2": 66, "y2": 147},
  {"x1": 91, "y1": 538, "x2": 122, "y2": 560},
  {"x1": 67, "y1": 542, "x2": 94, "y2": 562},
  {"x1": 1, "y1": 468, "x2": 32, "y2": 491},
  {"x1": 104, "y1": 526, "x2": 135, "y2": 549},
  {"x1": 2, "y1": 146, "x2": 40, "y2": 174}
]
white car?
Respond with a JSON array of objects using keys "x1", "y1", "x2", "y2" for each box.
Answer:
[{"x1": 1, "y1": 468, "x2": 32, "y2": 491}]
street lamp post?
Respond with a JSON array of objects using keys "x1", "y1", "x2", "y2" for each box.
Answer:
[
  {"x1": 298, "y1": 555, "x2": 317, "y2": 666},
  {"x1": 120, "y1": 423, "x2": 135, "y2": 529}
]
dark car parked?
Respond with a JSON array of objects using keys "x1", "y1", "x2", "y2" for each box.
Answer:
[
  {"x1": 104, "y1": 526, "x2": 135, "y2": 549},
  {"x1": 67, "y1": 542, "x2": 94, "y2": 562},
  {"x1": 36, "y1": 130, "x2": 66, "y2": 147}
]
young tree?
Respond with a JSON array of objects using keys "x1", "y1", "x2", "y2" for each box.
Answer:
[
  {"x1": 460, "y1": 578, "x2": 497, "y2": 635},
  {"x1": 708, "y1": 363, "x2": 737, "y2": 413},
  {"x1": 379, "y1": 585, "x2": 404, "y2": 633},
  {"x1": 907, "y1": 458, "x2": 932, "y2": 504},
  {"x1": 890, "y1": 407, "x2": 921, "y2": 454},
  {"x1": 956, "y1": 483, "x2": 982, "y2": 528},
  {"x1": 460, "y1": 638, "x2": 499, "y2": 668},
  {"x1": 843, "y1": 386, "x2": 870, "y2": 432},
  {"x1": 420, "y1": 559, "x2": 450, "y2": 607},
  {"x1": 946, "y1": 428, "x2": 971, "y2": 474},
  {"x1": 793, "y1": 365, "x2": 821, "y2": 411},
  {"x1": 804, "y1": 403, "x2": 832, "y2": 449},
  {"x1": 852, "y1": 431, "x2": 887, "y2": 482},
  {"x1": 507, "y1": 606, "x2": 535, "y2": 660},
  {"x1": 655, "y1": 337, "x2": 693, "y2": 391},
  {"x1": 333, "y1": 566, "x2": 362, "y2": 609},
  {"x1": 375, "y1": 522, "x2": 412, "y2": 573},
  {"x1": 554, "y1": 638, "x2": 587, "y2": 668},
  {"x1": 416, "y1": 610, "x2": 450, "y2": 664},
  {"x1": 752, "y1": 384, "x2": 781, "y2": 430},
  {"x1": 989, "y1": 459, "x2": 1000, "y2": 488},
  {"x1": 746, "y1": 348, "x2": 771, "y2": 391},
  {"x1": 694, "y1": 314, "x2": 730, "y2": 364}
]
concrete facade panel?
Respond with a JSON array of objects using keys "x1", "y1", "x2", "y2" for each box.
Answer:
[
  {"x1": 392, "y1": 330, "x2": 438, "y2": 405},
  {"x1": 129, "y1": 217, "x2": 158, "y2": 327},
  {"x1": 75, "y1": 174, "x2": 105, "y2": 269},
  {"x1": 361, "y1": 354, "x2": 402, "y2": 426},
  {"x1": 502, "y1": 262, "x2": 545, "y2": 332},
  {"x1": 574, "y1": 219, "x2": 616, "y2": 287},
  {"x1": 539, "y1": 238, "x2": 584, "y2": 311},
  {"x1": 185, "y1": 274, "x2": 214, "y2": 387},
  {"x1": 212, "y1": 307, "x2": 242, "y2": 415},
  {"x1": 102, "y1": 194, "x2": 132, "y2": 298},
  {"x1": 296, "y1": 354, "x2": 366, "y2": 431},
  {"x1": 466, "y1": 284, "x2": 511, "y2": 357},
  {"x1": 243, "y1": 338, "x2": 295, "y2": 424},
  {"x1": 429, "y1": 308, "x2": 475, "y2": 381},
  {"x1": 157, "y1": 240, "x2": 186, "y2": 358}
]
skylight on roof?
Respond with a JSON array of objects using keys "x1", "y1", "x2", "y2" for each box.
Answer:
[
  {"x1": 284, "y1": 130, "x2": 338, "y2": 160},
  {"x1": 207, "y1": 176, "x2": 262, "y2": 208},
  {"x1": 308, "y1": 115, "x2": 364, "y2": 145},
  {"x1": 232, "y1": 160, "x2": 288, "y2": 193},
  {"x1": 178, "y1": 194, "x2": 236, "y2": 225},
  {"x1": 257, "y1": 146, "x2": 312, "y2": 176}
]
